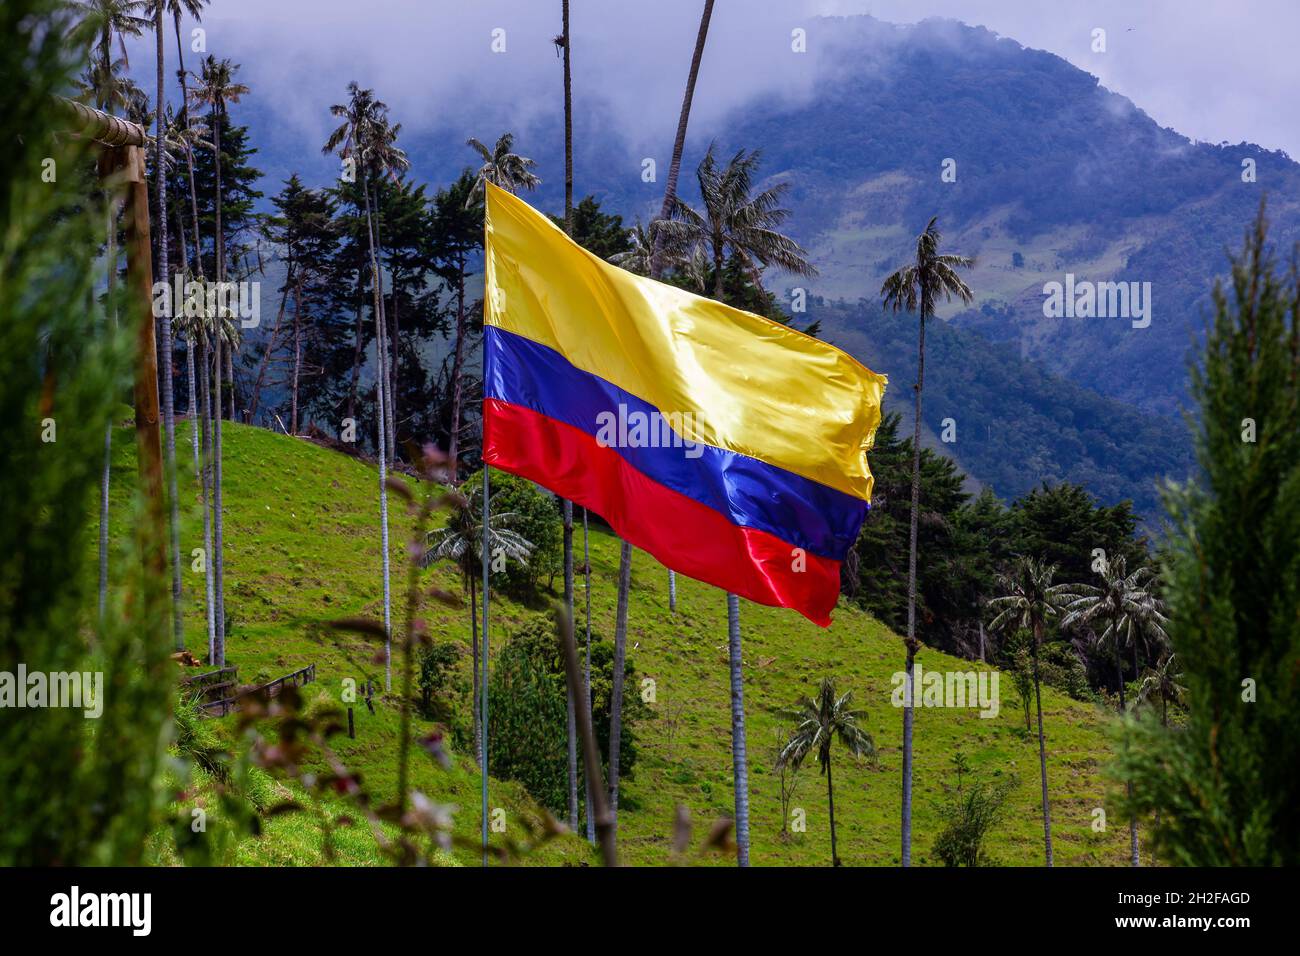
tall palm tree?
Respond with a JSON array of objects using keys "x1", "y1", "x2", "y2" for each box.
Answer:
[
  {"x1": 988, "y1": 556, "x2": 1074, "y2": 866},
  {"x1": 609, "y1": 219, "x2": 688, "y2": 278},
  {"x1": 73, "y1": 1, "x2": 149, "y2": 107},
  {"x1": 777, "y1": 677, "x2": 877, "y2": 866},
  {"x1": 423, "y1": 487, "x2": 532, "y2": 767},
  {"x1": 649, "y1": 0, "x2": 714, "y2": 278},
  {"x1": 147, "y1": 0, "x2": 185, "y2": 650},
  {"x1": 555, "y1": 0, "x2": 580, "y2": 835},
  {"x1": 189, "y1": 54, "x2": 248, "y2": 667},
  {"x1": 72, "y1": 0, "x2": 149, "y2": 624},
  {"x1": 163, "y1": 0, "x2": 208, "y2": 297},
  {"x1": 658, "y1": 145, "x2": 816, "y2": 867},
  {"x1": 648, "y1": 0, "x2": 714, "y2": 612},
  {"x1": 172, "y1": 301, "x2": 230, "y2": 663},
  {"x1": 880, "y1": 215, "x2": 973, "y2": 866},
  {"x1": 323, "y1": 82, "x2": 408, "y2": 690},
  {"x1": 1062, "y1": 556, "x2": 1167, "y2": 865},
  {"x1": 607, "y1": 539, "x2": 632, "y2": 830},
  {"x1": 465, "y1": 133, "x2": 540, "y2": 202},
  {"x1": 662, "y1": 144, "x2": 818, "y2": 300}
]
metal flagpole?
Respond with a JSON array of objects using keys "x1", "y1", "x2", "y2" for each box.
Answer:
[{"x1": 481, "y1": 463, "x2": 491, "y2": 866}]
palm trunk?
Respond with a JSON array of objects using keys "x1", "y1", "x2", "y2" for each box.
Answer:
[
  {"x1": 727, "y1": 592, "x2": 751, "y2": 866},
  {"x1": 608, "y1": 540, "x2": 632, "y2": 827},
  {"x1": 291, "y1": 275, "x2": 302, "y2": 435},
  {"x1": 99, "y1": 181, "x2": 118, "y2": 622},
  {"x1": 370, "y1": 184, "x2": 396, "y2": 463},
  {"x1": 177, "y1": 217, "x2": 201, "y2": 480},
  {"x1": 583, "y1": 507, "x2": 595, "y2": 844},
  {"x1": 155, "y1": 4, "x2": 184, "y2": 652},
  {"x1": 447, "y1": 260, "x2": 467, "y2": 476},
  {"x1": 651, "y1": 0, "x2": 714, "y2": 615},
  {"x1": 225, "y1": 347, "x2": 235, "y2": 421},
  {"x1": 212, "y1": 105, "x2": 227, "y2": 665},
  {"x1": 348, "y1": 293, "x2": 362, "y2": 425},
  {"x1": 362, "y1": 181, "x2": 393, "y2": 691},
  {"x1": 649, "y1": 0, "x2": 715, "y2": 275},
  {"x1": 827, "y1": 754, "x2": 838, "y2": 866},
  {"x1": 1128, "y1": 636, "x2": 1140, "y2": 866},
  {"x1": 564, "y1": 500, "x2": 578, "y2": 832},
  {"x1": 560, "y1": 2, "x2": 579, "y2": 834},
  {"x1": 470, "y1": 579, "x2": 481, "y2": 767},
  {"x1": 198, "y1": 336, "x2": 216, "y2": 662},
  {"x1": 186, "y1": 335, "x2": 199, "y2": 475},
  {"x1": 1032, "y1": 620, "x2": 1054, "y2": 866},
  {"x1": 901, "y1": 308, "x2": 927, "y2": 867}
]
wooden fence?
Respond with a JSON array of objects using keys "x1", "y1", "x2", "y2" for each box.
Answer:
[{"x1": 199, "y1": 663, "x2": 317, "y2": 718}]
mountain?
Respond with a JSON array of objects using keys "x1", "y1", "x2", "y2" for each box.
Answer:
[{"x1": 703, "y1": 16, "x2": 1300, "y2": 420}]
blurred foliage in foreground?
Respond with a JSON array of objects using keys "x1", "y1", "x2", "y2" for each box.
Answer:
[
  {"x1": 1115, "y1": 205, "x2": 1300, "y2": 865},
  {"x1": 0, "y1": 0, "x2": 173, "y2": 864}
]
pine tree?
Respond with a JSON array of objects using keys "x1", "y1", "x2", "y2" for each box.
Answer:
[{"x1": 1115, "y1": 204, "x2": 1300, "y2": 865}]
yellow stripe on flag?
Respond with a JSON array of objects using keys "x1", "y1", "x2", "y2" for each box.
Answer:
[{"x1": 484, "y1": 183, "x2": 887, "y2": 501}]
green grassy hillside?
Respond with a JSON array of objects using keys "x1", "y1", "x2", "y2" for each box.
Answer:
[{"x1": 99, "y1": 421, "x2": 1132, "y2": 866}]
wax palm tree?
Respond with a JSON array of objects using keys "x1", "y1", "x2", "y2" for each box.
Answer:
[
  {"x1": 657, "y1": 145, "x2": 816, "y2": 867},
  {"x1": 649, "y1": 0, "x2": 714, "y2": 279},
  {"x1": 423, "y1": 488, "x2": 532, "y2": 766},
  {"x1": 1061, "y1": 555, "x2": 1167, "y2": 865},
  {"x1": 173, "y1": 301, "x2": 214, "y2": 660},
  {"x1": 465, "y1": 133, "x2": 540, "y2": 203},
  {"x1": 1136, "y1": 647, "x2": 1184, "y2": 727},
  {"x1": 189, "y1": 54, "x2": 247, "y2": 666},
  {"x1": 72, "y1": 1, "x2": 150, "y2": 110},
  {"x1": 72, "y1": 1, "x2": 149, "y2": 623},
  {"x1": 553, "y1": 0, "x2": 582, "y2": 834},
  {"x1": 777, "y1": 677, "x2": 877, "y2": 866},
  {"x1": 988, "y1": 556, "x2": 1074, "y2": 866},
  {"x1": 160, "y1": 0, "x2": 208, "y2": 273},
  {"x1": 1062, "y1": 557, "x2": 1167, "y2": 713},
  {"x1": 660, "y1": 145, "x2": 818, "y2": 300},
  {"x1": 880, "y1": 215, "x2": 973, "y2": 866},
  {"x1": 645, "y1": 0, "x2": 714, "y2": 621},
  {"x1": 145, "y1": 0, "x2": 186, "y2": 650},
  {"x1": 609, "y1": 219, "x2": 688, "y2": 277},
  {"x1": 322, "y1": 82, "x2": 408, "y2": 689}
]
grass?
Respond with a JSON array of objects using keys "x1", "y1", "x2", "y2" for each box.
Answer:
[{"x1": 99, "y1": 420, "x2": 1133, "y2": 866}]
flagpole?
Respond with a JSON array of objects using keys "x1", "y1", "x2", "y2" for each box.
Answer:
[{"x1": 481, "y1": 462, "x2": 490, "y2": 866}]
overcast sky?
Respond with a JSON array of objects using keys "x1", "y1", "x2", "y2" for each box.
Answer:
[{"x1": 126, "y1": 0, "x2": 1300, "y2": 168}]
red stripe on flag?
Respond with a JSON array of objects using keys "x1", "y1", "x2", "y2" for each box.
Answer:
[{"x1": 483, "y1": 398, "x2": 843, "y2": 626}]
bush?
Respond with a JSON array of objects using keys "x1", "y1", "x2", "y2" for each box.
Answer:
[
  {"x1": 417, "y1": 641, "x2": 461, "y2": 719},
  {"x1": 932, "y1": 753, "x2": 1017, "y2": 866},
  {"x1": 487, "y1": 615, "x2": 645, "y2": 814}
]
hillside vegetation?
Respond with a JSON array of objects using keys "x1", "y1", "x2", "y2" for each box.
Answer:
[{"x1": 101, "y1": 422, "x2": 1134, "y2": 866}]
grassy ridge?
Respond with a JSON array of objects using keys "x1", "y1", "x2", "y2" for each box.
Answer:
[{"x1": 100, "y1": 422, "x2": 1131, "y2": 865}]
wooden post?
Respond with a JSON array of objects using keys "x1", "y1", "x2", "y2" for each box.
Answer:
[{"x1": 112, "y1": 143, "x2": 166, "y2": 581}]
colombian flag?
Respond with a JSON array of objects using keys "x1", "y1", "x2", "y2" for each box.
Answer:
[{"x1": 481, "y1": 184, "x2": 887, "y2": 626}]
